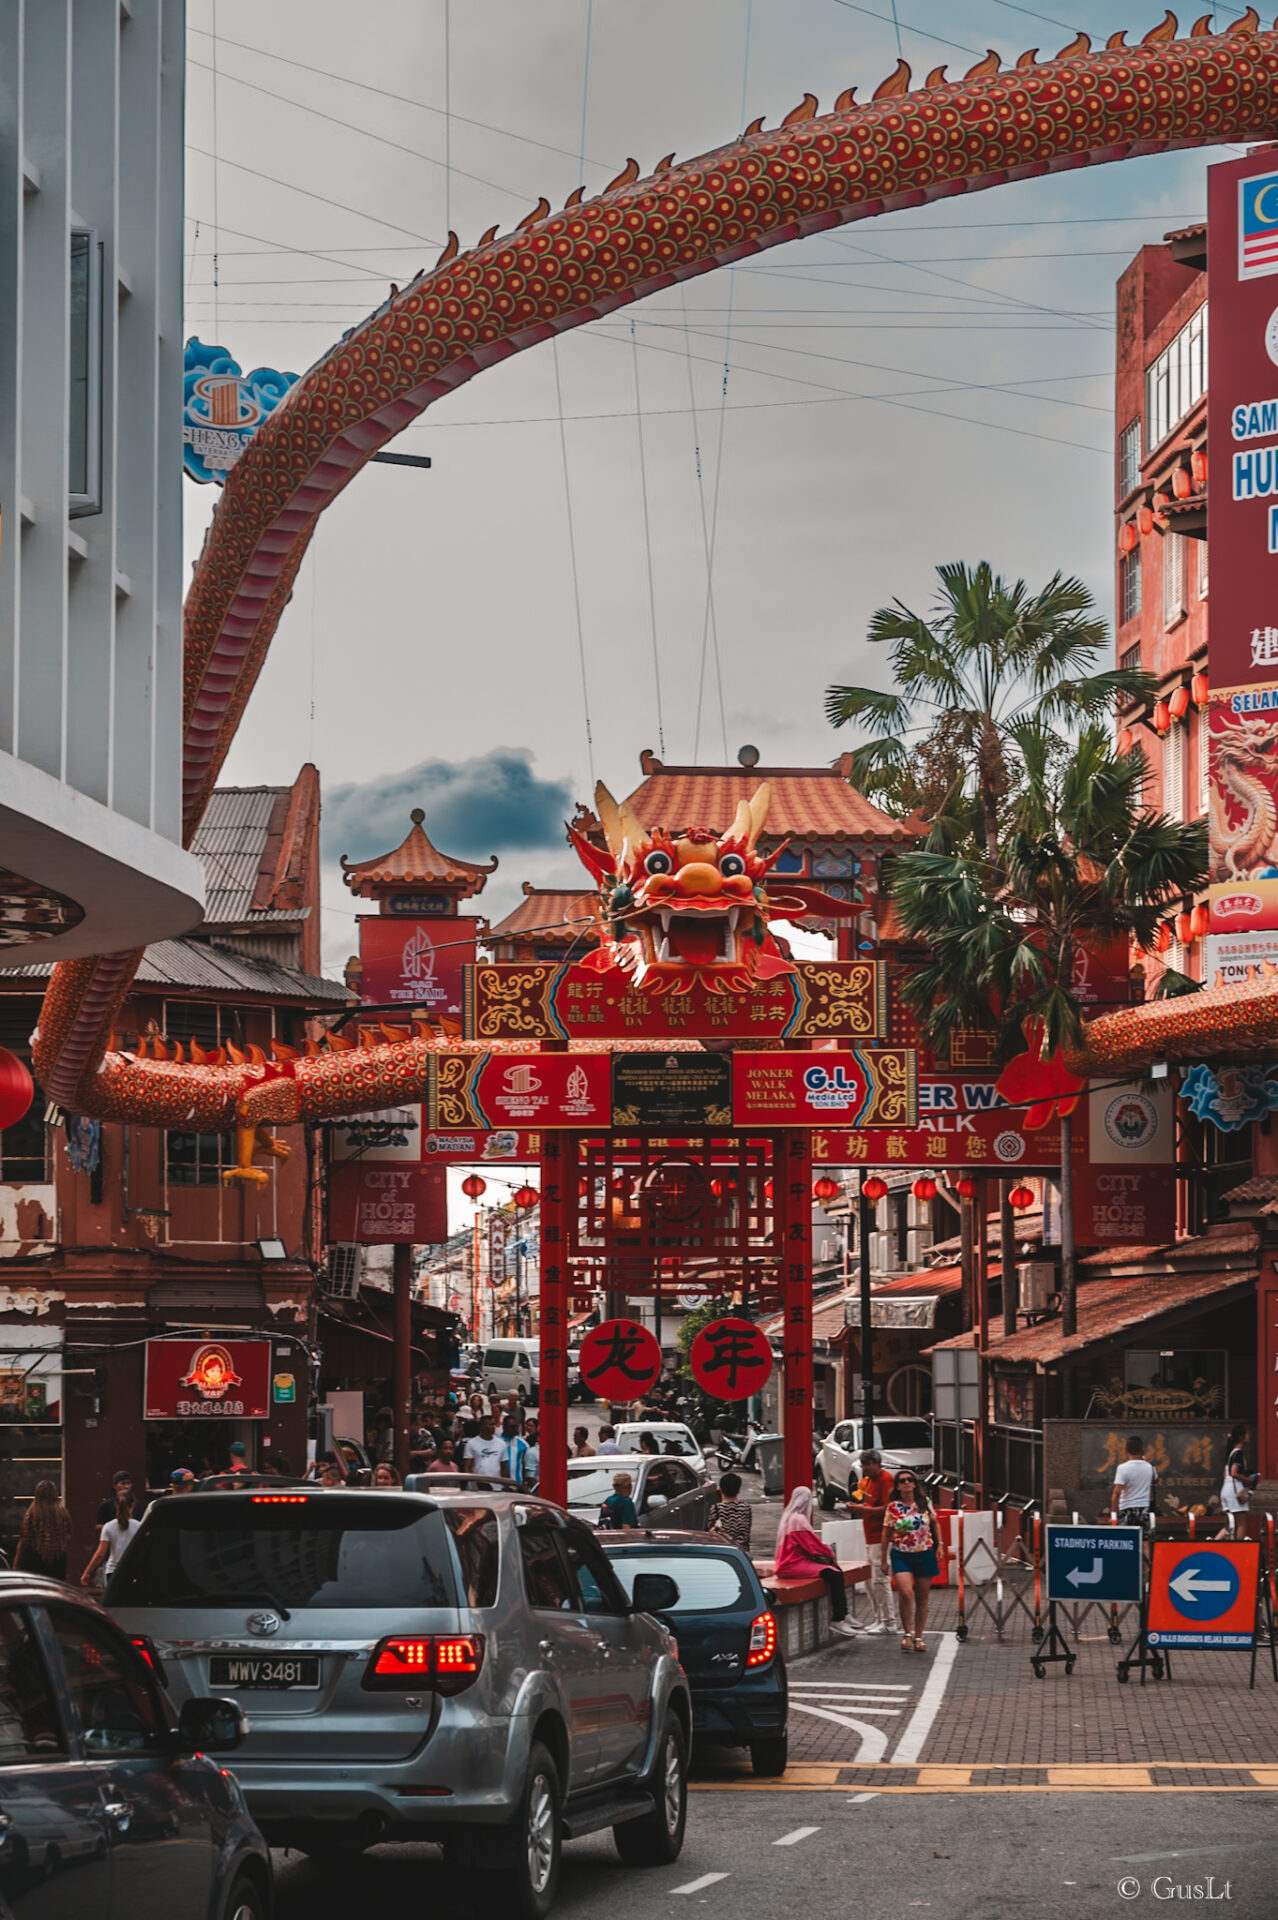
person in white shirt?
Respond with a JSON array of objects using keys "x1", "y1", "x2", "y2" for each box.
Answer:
[
  {"x1": 522, "y1": 1419, "x2": 540, "y2": 1488},
  {"x1": 462, "y1": 1415, "x2": 506, "y2": 1480},
  {"x1": 596, "y1": 1426, "x2": 620, "y2": 1455},
  {"x1": 1216, "y1": 1424, "x2": 1257, "y2": 1535},
  {"x1": 1110, "y1": 1436, "x2": 1157, "y2": 1526},
  {"x1": 80, "y1": 1492, "x2": 141, "y2": 1588}
]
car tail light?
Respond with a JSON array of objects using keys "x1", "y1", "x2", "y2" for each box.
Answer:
[
  {"x1": 250, "y1": 1494, "x2": 310, "y2": 1503},
  {"x1": 746, "y1": 1610, "x2": 777, "y2": 1668},
  {"x1": 130, "y1": 1635, "x2": 165, "y2": 1680},
  {"x1": 363, "y1": 1635, "x2": 484, "y2": 1694}
]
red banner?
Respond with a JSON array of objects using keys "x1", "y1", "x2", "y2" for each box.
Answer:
[
  {"x1": 1207, "y1": 152, "x2": 1278, "y2": 693},
  {"x1": 577, "y1": 1320, "x2": 662, "y2": 1401},
  {"x1": 434, "y1": 1053, "x2": 612, "y2": 1131},
  {"x1": 327, "y1": 1162, "x2": 448, "y2": 1243},
  {"x1": 812, "y1": 1073, "x2": 1062, "y2": 1171},
  {"x1": 731, "y1": 1049, "x2": 915, "y2": 1128},
  {"x1": 144, "y1": 1339, "x2": 271, "y2": 1419},
  {"x1": 1072, "y1": 1081, "x2": 1177, "y2": 1247},
  {"x1": 359, "y1": 916, "x2": 475, "y2": 1017},
  {"x1": 689, "y1": 1317, "x2": 773, "y2": 1400}
]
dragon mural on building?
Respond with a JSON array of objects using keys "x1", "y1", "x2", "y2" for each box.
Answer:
[{"x1": 27, "y1": 13, "x2": 1278, "y2": 1169}]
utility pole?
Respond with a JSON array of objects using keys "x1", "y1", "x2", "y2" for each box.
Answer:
[{"x1": 859, "y1": 1180, "x2": 875, "y2": 1452}]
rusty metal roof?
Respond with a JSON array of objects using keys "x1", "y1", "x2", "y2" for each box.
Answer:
[{"x1": 193, "y1": 784, "x2": 300, "y2": 926}]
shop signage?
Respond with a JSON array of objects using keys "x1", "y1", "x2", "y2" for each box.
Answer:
[
  {"x1": 1045, "y1": 1525, "x2": 1143, "y2": 1605},
  {"x1": 464, "y1": 959, "x2": 885, "y2": 1044},
  {"x1": 1181, "y1": 1062, "x2": 1278, "y2": 1131},
  {"x1": 612, "y1": 1054, "x2": 733, "y2": 1129},
  {"x1": 359, "y1": 916, "x2": 474, "y2": 1018},
  {"x1": 689, "y1": 1317, "x2": 773, "y2": 1400},
  {"x1": 576, "y1": 1319, "x2": 662, "y2": 1401},
  {"x1": 144, "y1": 1339, "x2": 271, "y2": 1419},
  {"x1": 273, "y1": 1373, "x2": 296, "y2": 1404},
  {"x1": 845, "y1": 1295, "x2": 937, "y2": 1330},
  {"x1": 1204, "y1": 927, "x2": 1278, "y2": 985},
  {"x1": 327, "y1": 1162, "x2": 448, "y2": 1244},
  {"x1": 330, "y1": 1107, "x2": 421, "y2": 1163},
  {"x1": 0, "y1": 1333, "x2": 62, "y2": 1424},
  {"x1": 420, "y1": 1129, "x2": 542, "y2": 1162},
  {"x1": 1207, "y1": 696, "x2": 1278, "y2": 917},
  {"x1": 1147, "y1": 1540, "x2": 1260, "y2": 1649},
  {"x1": 1079, "y1": 1426, "x2": 1231, "y2": 1496},
  {"x1": 433, "y1": 1053, "x2": 611, "y2": 1131},
  {"x1": 1070, "y1": 1081, "x2": 1176, "y2": 1247},
  {"x1": 182, "y1": 339, "x2": 297, "y2": 484},
  {"x1": 732, "y1": 1049, "x2": 915, "y2": 1128},
  {"x1": 812, "y1": 1072, "x2": 1062, "y2": 1170}
]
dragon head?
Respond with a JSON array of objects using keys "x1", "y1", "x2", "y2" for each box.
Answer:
[{"x1": 570, "y1": 781, "x2": 860, "y2": 986}]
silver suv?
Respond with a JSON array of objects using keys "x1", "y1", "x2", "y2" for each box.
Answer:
[{"x1": 106, "y1": 1484, "x2": 690, "y2": 1917}]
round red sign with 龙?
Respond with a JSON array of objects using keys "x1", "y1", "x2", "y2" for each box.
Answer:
[
  {"x1": 577, "y1": 1319, "x2": 662, "y2": 1402},
  {"x1": 690, "y1": 1317, "x2": 773, "y2": 1401}
]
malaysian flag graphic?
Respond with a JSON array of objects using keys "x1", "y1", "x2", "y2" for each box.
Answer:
[{"x1": 1240, "y1": 171, "x2": 1278, "y2": 279}]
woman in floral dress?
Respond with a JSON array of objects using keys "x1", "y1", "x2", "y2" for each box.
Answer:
[{"x1": 880, "y1": 1470, "x2": 940, "y2": 1650}]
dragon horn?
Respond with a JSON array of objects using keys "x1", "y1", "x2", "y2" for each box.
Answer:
[
  {"x1": 568, "y1": 822, "x2": 615, "y2": 883},
  {"x1": 618, "y1": 800, "x2": 647, "y2": 855},
  {"x1": 746, "y1": 783, "x2": 771, "y2": 848},
  {"x1": 595, "y1": 782, "x2": 625, "y2": 862},
  {"x1": 729, "y1": 797, "x2": 753, "y2": 844}
]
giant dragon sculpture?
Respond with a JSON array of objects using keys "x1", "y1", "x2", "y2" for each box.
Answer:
[{"x1": 27, "y1": 12, "x2": 1278, "y2": 1166}]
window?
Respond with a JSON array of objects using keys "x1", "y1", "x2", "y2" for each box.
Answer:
[
  {"x1": 0, "y1": 1609, "x2": 62, "y2": 1760},
  {"x1": 1119, "y1": 551, "x2": 1142, "y2": 625},
  {"x1": 1123, "y1": 1348, "x2": 1226, "y2": 1411},
  {"x1": 49, "y1": 1611, "x2": 163, "y2": 1756},
  {"x1": 559, "y1": 1523, "x2": 628, "y2": 1614},
  {"x1": 68, "y1": 230, "x2": 103, "y2": 517},
  {"x1": 1163, "y1": 719, "x2": 1186, "y2": 823},
  {"x1": 608, "y1": 1552, "x2": 750, "y2": 1615},
  {"x1": 1199, "y1": 538, "x2": 1208, "y2": 598},
  {"x1": 1196, "y1": 709, "x2": 1210, "y2": 817},
  {"x1": 1118, "y1": 417, "x2": 1142, "y2": 498},
  {"x1": 1145, "y1": 304, "x2": 1207, "y2": 450},
  {"x1": 0, "y1": 1001, "x2": 47, "y2": 1184},
  {"x1": 165, "y1": 1131, "x2": 226, "y2": 1186},
  {"x1": 1163, "y1": 533, "x2": 1186, "y2": 628},
  {"x1": 518, "y1": 1518, "x2": 574, "y2": 1611},
  {"x1": 445, "y1": 1507, "x2": 500, "y2": 1609}
]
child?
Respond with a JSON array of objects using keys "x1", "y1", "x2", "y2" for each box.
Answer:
[{"x1": 600, "y1": 1472, "x2": 638, "y2": 1530}]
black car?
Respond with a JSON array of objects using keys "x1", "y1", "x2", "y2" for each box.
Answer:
[
  {"x1": 602, "y1": 1533, "x2": 787, "y2": 1776},
  {"x1": 0, "y1": 1572, "x2": 270, "y2": 1920}
]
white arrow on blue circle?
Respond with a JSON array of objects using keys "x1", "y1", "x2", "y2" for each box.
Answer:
[{"x1": 1169, "y1": 1563, "x2": 1232, "y2": 1605}]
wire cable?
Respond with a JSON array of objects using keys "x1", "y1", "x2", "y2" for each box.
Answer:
[
  {"x1": 629, "y1": 315, "x2": 666, "y2": 758},
  {"x1": 210, "y1": 0, "x2": 220, "y2": 336}
]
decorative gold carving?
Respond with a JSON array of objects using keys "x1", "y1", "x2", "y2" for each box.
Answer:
[
  {"x1": 792, "y1": 963, "x2": 882, "y2": 1038},
  {"x1": 471, "y1": 966, "x2": 556, "y2": 1040}
]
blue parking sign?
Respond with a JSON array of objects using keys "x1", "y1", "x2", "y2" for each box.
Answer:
[{"x1": 1045, "y1": 1526, "x2": 1144, "y2": 1605}]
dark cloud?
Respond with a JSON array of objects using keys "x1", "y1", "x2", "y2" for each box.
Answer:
[{"x1": 323, "y1": 749, "x2": 575, "y2": 865}]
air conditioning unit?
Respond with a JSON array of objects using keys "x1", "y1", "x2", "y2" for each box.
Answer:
[
  {"x1": 324, "y1": 1243, "x2": 363, "y2": 1300},
  {"x1": 1018, "y1": 1262, "x2": 1056, "y2": 1313}
]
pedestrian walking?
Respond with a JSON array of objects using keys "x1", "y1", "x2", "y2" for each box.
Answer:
[
  {"x1": 523, "y1": 1419, "x2": 540, "y2": 1488},
  {"x1": 95, "y1": 1468, "x2": 134, "y2": 1526},
  {"x1": 596, "y1": 1425, "x2": 620, "y2": 1455},
  {"x1": 227, "y1": 1440, "x2": 251, "y2": 1473},
  {"x1": 15, "y1": 1481, "x2": 72, "y2": 1580},
  {"x1": 709, "y1": 1471, "x2": 752, "y2": 1550},
  {"x1": 1109, "y1": 1435, "x2": 1157, "y2": 1528},
  {"x1": 599, "y1": 1472, "x2": 638, "y2": 1530},
  {"x1": 463, "y1": 1414, "x2": 505, "y2": 1479},
  {"x1": 80, "y1": 1489, "x2": 140, "y2": 1589},
  {"x1": 372, "y1": 1463, "x2": 402, "y2": 1487},
  {"x1": 881, "y1": 1470, "x2": 940, "y2": 1651},
  {"x1": 774, "y1": 1487, "x2": 857, "y2": 1637},
  {"x1": 1216, "y1": 1424, "x2": 1257, "y2": 1536},
  {"x1": 846, "y1": 1449, "x2": 897, "y2": 1633},
  {"x1": 571, "y1": 1426, "x2": 596, "y2": 1458},
  {"x1": 167, "y1": 1469, "x2": 195, "y2": 1496},
  {"x1": 426, "y1": 1440, "x2": 457, "y2": 1473},
  {"x1": 500, "y1": 1416, "x2": 528, "y2": 1485}
]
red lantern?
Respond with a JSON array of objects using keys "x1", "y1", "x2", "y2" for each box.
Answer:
[
  {"x1": 1191, "y1": 447, "x2": 1207, "y2": 487},
  {"x1": 1118, "y1": 521, "x2": 1138, "y2": 555},
  {"x1": 1153, "y1": 923, "x2": 1173, "y2": 956},
  {"x1": 460, "y1": 1174, "x2": 487, "y2": 1201},
  {"x1": 912, "y1": 1176, "x2": 937, "y2": 1202},
  {"x1": 513, "y1": 1184, "x2": 538, "y2": 1210},
  {"x1": 1137, "y1": 504, "x2": 1155, "y2": 536},
  {"x1": 1152, "y1": 489, "x2": 1170, "y2": 514},
  {"x1": 813, "y1": 1175, "x2": 841, "y2": 1204},
  {"x1": 1175, "y1": 910, "x2": 1195, "y2": 946},
  {"x1": 0, "y1": 1049, "x2": 33, "y2": 1132},
  {"x1": 1172, "y1": 466, "x2": 1192, "y2": 500},
  {"x1": 1191, "y1": 670, "x2": 1209, "y2": 710},
  {"x1": 1117, "y1": 727, "x2": 1134, "y2": 755},
  {"x1": 1169, "y1": 683, "x2": 1191, "y2": 722},
  {"x1": 1152, "y1": 698, "x2": 1171, "y2": 735},
  {"x1": 954, "y1": 1176, "x2": 977, "y2": 1199},
  {"x1": 1008, "y1": 1184, "x2": 1035, "y2": 1212},
  {"x1": 861, "y1": 1175, "x2": 887, "y2": 1204},
  {"x1": 1190, "y1": 902, "x2": 1210, "y2": 940}
]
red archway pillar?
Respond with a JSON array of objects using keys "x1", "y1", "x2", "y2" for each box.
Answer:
[
  {"x1": 537, "y1": 1134, "x2": 570, "y2": 1507},
  {"x1": 779, "y1": 1131, "x2": 813, "y2": 1503}
]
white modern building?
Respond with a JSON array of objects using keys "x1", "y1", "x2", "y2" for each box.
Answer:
[{"x1": 0, "y1": 0, "x2": 203, "y2": 959}]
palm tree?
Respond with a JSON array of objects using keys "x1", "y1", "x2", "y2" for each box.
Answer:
[
  {"x1": 825, "y1": 561, "x2": 1154, "y2": 856},
  {"x1": 889, "y1": 724, "x2": 1207, "y2": 1337}
]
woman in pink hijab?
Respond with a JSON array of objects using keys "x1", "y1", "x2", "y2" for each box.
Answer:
[{"x1": 773, "y1": 1486, "x2": 857, "y2": 1637}]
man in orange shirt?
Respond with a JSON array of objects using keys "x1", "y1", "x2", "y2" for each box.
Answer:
[{"x1": 847, "y1": 1448, "x2": 897, "y2": 1634}]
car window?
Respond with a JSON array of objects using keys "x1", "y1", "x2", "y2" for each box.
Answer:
[
  {"x1": 445, "y1": 1507, "x2": 500, "y2": 1608},
  {"x1": 564, "y1": 1466, "x2": 622, "y2": 1508},
  {"x1": 519, "y1": 1519, "x2": 575, "y2": 1611},
  {"x1": 876, "y1": 1421, "x2": 932, "y2": 1450},
  {"x1": 643, "y1": 1465, "x2": 673, "y2": 1505},
  {"x1": 608, "y1": 1552, "x2": 751, "y2": 1615},
  {"x1": 0, "y1": 1609, "x2": 63, "y2": 1761},
  {"x1": 108, "y1": 1495, "x2": 456, "y2": 1610},
  {"x1": 666, "y1": 1463, "x2": 695, "y2": 1494},
  {"x1": 48, "y1": 1611, "x2": 164, "y2": 1756},
  {"x1": 832, "y1": 1424, "x2": 852, "y2": 1447},
  {"x1": 517, "y1": 1353, "x2": 531, "y2": 1369},
  {"x1": 486, "y1": 1350, "x2": 514, "y2": 1368},
  {"x1": 559, "y1": 1525, "x2": 628, "y2": 1615}
]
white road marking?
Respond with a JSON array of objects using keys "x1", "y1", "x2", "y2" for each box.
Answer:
[
  {"x1": 791, "y1": 1703, "x2": 901, "y2": 1716},
  {"x1": 790, "y1": 1682, "x2": 912, "y2": 1691},
  {"x1": 846, "y1": 1792, "x2": 880, "y2": 1805},
  {"x1": 891, "y1": 1631, "x2": 960, "y2": 1764},
  {"x1": 673, "y1": 1872, "x2": 731, "y2": 1894},
  {"x1": 773, "y1": 1825, "x2": 821, "y2": 1846},
  {"x1": 788, "y1": 1701, "x2": 891, "y2": 1760}
]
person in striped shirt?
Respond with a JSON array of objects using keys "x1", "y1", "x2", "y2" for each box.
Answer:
[{"x1": 709, "y1": 1471, "x2": 753, "y2": 1551}]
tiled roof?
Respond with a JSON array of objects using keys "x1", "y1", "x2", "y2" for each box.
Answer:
[
  {"x1": 1164, "y1": 222, "x2": 1206, "y2": 244},
  {"x1": 622, "y1": 752, "x2": 924, "y2": 845},
  {"x1": 341, "y1": 810, "x2": 496, "y2": 896},
  {"x1": 193, "y1": 783, "x2": 306, "y2": 926},
  {"x1": 764, "y1": 1287, "x2": 859, "y2": 1343},
  {"x1": 874, "y1": 1264, "x2": 969, "y2": 1297},
  {"x1": 1, "y1": 939, "x2": 350, "y2": 1002},
  {"x1": 488, "y1": 884, "x2": 598, "y2": 944}
]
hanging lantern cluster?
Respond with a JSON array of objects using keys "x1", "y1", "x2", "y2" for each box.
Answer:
[
  {"x1": 911, "y1": 1175, "x2": 937, "y2": 1203},
  {"x1": 1119, "y1": 452, "x2": 1206, "y2": 558},
  {"x1": 1173, "y1": 902, "x2": 1211, "y2": 946},
  {"x1": 861, "y1": 1175, "x2": 888, "y2": 1204}
]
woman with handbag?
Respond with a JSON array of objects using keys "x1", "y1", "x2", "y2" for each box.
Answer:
[{"x1": 880, "y1": 1470, "x2": 940, "y2": 1651}]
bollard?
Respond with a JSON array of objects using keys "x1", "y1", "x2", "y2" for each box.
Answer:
[
  {"x1": 1032, "y1": 1513, "x2": 1043, "y2": 1641},
  {"x1": 956, "y1": 1509, "x2": 967, "y2": 1642}
]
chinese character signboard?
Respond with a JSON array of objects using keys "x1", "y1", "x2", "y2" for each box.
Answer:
[
  {"x1": 577, "y1": 1320, "x2": 662, "y2": 1401},
  {"x1": 360, "y1": 916, "x2": 474, "y2": 1019},
  {"x1": 812, "y1": 1073, "x2": 1062, "y2": 1170},
  {"x1": 464, "y1": 960, "x2": 885, "y2": 1043},
  {"x1": 1071, "y1": 1080, "x2": 1176, "y2": 1247},
  {"x1": 1208, "y1": 690, "x2": 1278, "y2": 920},
  {"x1": 1079, "y1": 1425, "x2": 1230, "y2": 1498},
  {"x1": 327, "y1": 1163, "x2": 448, "y2": 1244},
  {"x1": 144, "y1": 1340, "x2": 271, "y2": 1419},
  {"x1": 690, "y1": 1317, "x2": 773, "y2": 1400}
]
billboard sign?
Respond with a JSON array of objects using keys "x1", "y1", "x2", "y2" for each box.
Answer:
[
  {"x1": 1071, "y1": 1081, "x2": 1176, "y2": 1247},
  {"x1": 1045, "y1": 1525, "x2": 1143, "y2": 1605},
  {"x1": 812, "y1": 1072, "x2": 1062, "y2": 1170},
  {"x1": 327, "y1": 1163, "x2": 448, "y2": 1244},
  {"x1": 359, "y1": 916, "x2": 474, "y2": 1018},
  {"x1": 144, "y1": 1339, "x2": 272, "y2": 1419},
  {"x1": 182, "y1": 339, "x2": 298, "y2": 484},
  {"x1": 1207, "y1": 690, "x2": 1278, "y2": 911}
]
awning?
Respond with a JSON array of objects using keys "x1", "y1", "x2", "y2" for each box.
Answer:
[{"x1": 845, "y1": 1295, "x2": 938, "y2": 1330}]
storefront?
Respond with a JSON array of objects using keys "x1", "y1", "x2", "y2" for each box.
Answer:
[{"x1": 0, "y1": 1330, "x2": 64, "y2": 1543}]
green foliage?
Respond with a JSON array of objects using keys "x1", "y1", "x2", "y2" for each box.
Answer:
[{"x1": 675, "y1": 1296, "x2": 742, "y2": 1434}]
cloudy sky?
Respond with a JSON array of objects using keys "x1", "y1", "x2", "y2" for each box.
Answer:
[{"x1": 184, "y1": 1, "x2": 1238, "y2": 971}]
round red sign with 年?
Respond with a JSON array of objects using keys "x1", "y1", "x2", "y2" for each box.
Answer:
[
  {"x1": 577, "y1": 1319, "x2": 662, "y2": 1402},
  {"x1": 690, "y1": 1317, "x2": 773, "y2": 1400}
]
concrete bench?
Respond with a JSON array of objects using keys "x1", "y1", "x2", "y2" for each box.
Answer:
[{"x1": 753, "y1": 1559, "x2": 870, "y2": 1658}]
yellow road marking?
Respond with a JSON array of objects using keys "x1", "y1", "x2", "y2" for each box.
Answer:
[
  {"x1": 916, "y1": 1768, "x2": 973, "y2": 1788},
  {"x1": 1047, "y1": 1767, "x2": 1152, "y2": 1788},
  {"x1": 691, "y1": 1762, "x2": 1278, "y2": 1795}
]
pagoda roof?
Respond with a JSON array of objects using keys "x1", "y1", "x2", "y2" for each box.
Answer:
[
  {"x1": 341, "y1": 809, "x2": 497, "y2": 899},
  {"x1": 621, "y1": 750, "x2": 924, "y2": 845},
  {"x1": 487, "y1": 883, "x2": 598, "y2": 946}
]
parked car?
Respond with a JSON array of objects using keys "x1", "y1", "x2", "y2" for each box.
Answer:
[
  {"x1": 568, "y1": 1454, "x2": 716, "y2": 1530},
  {"x1": 107, "y1": 1484, "x2": 690, "y2": 1918},
  {"x1": 0, "y1": 1571, "x2": 269, "y2": 1920},
  {"x1": 602, "y1": 1532, "x2": 788, "y2": 1777},
  {"x1": 483, "y1": 1337, "x2": 541, "y2": 1405},
  {"x1": 814, "y1": 1418, "x2": 934, "y2": 1510},
  {"x1": 613, "y1": 1423, "x2": 708, "y2": 1477}
]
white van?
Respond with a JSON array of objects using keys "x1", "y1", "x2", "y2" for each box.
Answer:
[{"x1": 483, "y1": 1337, "x2": 540, "y2": 1404}]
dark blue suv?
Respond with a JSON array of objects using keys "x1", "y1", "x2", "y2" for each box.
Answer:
[{"x1": 602, "y1": 1533, "x2": 788, "y2": 1776}]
